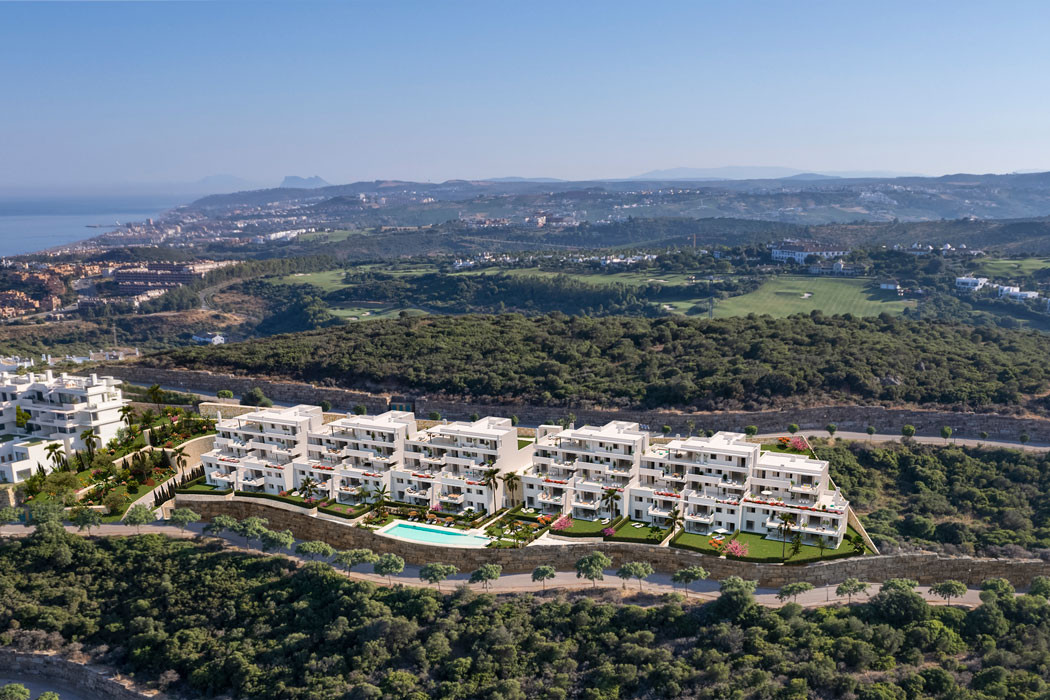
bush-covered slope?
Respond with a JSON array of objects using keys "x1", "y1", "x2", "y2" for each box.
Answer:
[{"x1": 144, "y1": 313, "x2": 1050, "y2": 411}]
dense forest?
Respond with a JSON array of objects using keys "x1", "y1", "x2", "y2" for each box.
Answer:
[
  {"x1": 825, "y1": 442, "x2": 1050, "y2": 557},
  {"x1": 3, "y1": 526, "x2": 1050, "y2": 699},
  {"x1": 146, "y1": 313, "x2": 1050, "y2": 412}
]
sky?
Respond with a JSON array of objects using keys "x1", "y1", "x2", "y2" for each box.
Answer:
[{"x1": 3, "y1": 0, "x2": 1050, "y2": 191}]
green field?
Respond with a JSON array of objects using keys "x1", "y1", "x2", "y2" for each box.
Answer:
[
  {"x1": 713, "y1": 276, "x2": 915, "y2": 318},
  {"x1": 329, "y1": 303, "x2": 427, "y2": 322},
  {"x1": 276, "y1": 269, "x2": 351, "y2": 291},
  {"x1": 298, "y1": 229, "x2": 367, "y2": 243},
  {"x1": 469, "y1": 267, "x2": 697, "y2": 287},
  {"x1": 976, "y1": 257, "x2": 1050, "y2": 277}
]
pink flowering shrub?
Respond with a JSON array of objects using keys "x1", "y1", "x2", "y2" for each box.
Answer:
[
  {"x1": 790, "y1": 436, "x2": 809, "y2": 452},
  {"x1": 552, "y1": 515, "x2": 572, "y2": 531},
  {"x1": 724, "y1": 539, "x2": 749, "y2": 557},
  {"x1": 602, "y1": 527, "x2": 616, "y2": 537}
]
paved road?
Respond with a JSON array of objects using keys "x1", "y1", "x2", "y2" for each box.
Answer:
[
  {"x1": 757, "y1": 431, "x2": 1048, "y2": 452},
  {"x1": 0, "y1": 523, "x2": 990, "y2": 608}
]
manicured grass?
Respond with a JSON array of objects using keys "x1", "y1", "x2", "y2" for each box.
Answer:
[
  {"x1": 275, "y1": 270, "x2": 351, "y2": 291},
  {"x1": 713, "y1": 276, "x2": 915, "y2": 318},
  {"x1": 517, "y1": 438, "x2": 533, "y2": 449},
  {"x1": 976, "y1": 257, "x2": 1050, "y2": 277},
  {"x1": 178, "y1": 482, "x2": 228, "y2": 493},
  {"x1": 319, "y1": 502, "x2": 371, "y2": 519},
  {"x1": 761, "y1": 442, "x2": 812, "y2": 456},
  {"x1": 556, "y1": 517, "x2": 615, "y2": 537},
  {"x1": 672, "y1": 526, "x2": 872, "y2": 563},
  {"x1": 608, "y1": 520, "x2": 670, "y2": 543}
]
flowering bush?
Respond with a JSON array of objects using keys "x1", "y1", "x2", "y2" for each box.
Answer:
[
  {"x1": 778, "y1": 436, "x2": 790, "y2": 446},
  {"x1": 551, "y1": 515, "x2": 572, "y2": 531},
  {"x1": 602, "y1": 527, "x2": 616, "y2": 537},
  {"x1": 537, "y1": 515, "x2": 552, "y2": 525},
  {"x1": 790, "y1": 436, "x2": 808, "y2": 452},
  {"x1": 724, "y1": 539, "x2": 749, "y2": 557}
]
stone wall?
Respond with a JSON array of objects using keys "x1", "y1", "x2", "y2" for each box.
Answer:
[
  {"x1": 0, "y1": 649, "x2": 162, "y2": 699},
  {"x1": 179, "y1": 496, "x2": 1050, "y2": 589},
  {"x1": 100, "y1": 366, "x2": 1050, "y2": 442}
]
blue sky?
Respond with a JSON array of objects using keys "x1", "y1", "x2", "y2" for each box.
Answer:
[{"x1": 3, "y1": 0, "x2": 1050, "y2": 189}]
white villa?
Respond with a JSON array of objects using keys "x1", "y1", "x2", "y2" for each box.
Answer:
[
  {"x1": 395, "y1": 416, "x2": 530, "y2": 516},
  {"x1": 0, "y1": 370, "x2": 128, "y2": 483},
  {"x1": 955, "y1": 276, "x2": 989, "y2": 291},
  {"x1": 522, "y1": 421, "x2": 649, "y2": 520},
  {"x1": 202, "y1": 405, "x2": 324, "y2": 494}
]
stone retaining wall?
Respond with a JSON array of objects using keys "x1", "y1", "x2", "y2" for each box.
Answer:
[
  {"x1": 0, "y1": 649, "x2": 161, "y2": 699},
  {"x1": 100, "y1": 365, "x2": 1050, "y2": 442},
  {"x1": 179, "y1": 496, "x2": 1050, "y2": 589}
]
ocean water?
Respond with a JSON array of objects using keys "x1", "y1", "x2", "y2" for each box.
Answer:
[{"x1": 0, "y1": 195, "x2": 185, "y2": 256}]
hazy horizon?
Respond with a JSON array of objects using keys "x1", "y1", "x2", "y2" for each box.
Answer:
[{"x1": 4, "y1": 0, "x2": 1050, "y2": 190}]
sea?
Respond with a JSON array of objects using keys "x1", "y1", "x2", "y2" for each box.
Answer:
[{"x1": 0, "y1": 195, "x2": 188, "y2": 257}]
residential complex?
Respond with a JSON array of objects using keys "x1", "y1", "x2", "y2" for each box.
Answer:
[{"x1": 0, "y1": 370, "x2": 128, "y2": 483}]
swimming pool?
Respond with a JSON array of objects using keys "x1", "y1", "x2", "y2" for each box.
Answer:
[{"x1": 378, "y1": 522, "x2": 492, "y2": 548}]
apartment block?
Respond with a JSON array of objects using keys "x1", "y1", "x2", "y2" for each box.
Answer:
[
  {"x1": 522, "y1": 421, "x2": 649, "y2": 520},
  {"x1": 0, "y1": 370, "x2": 128, "y2": 483},
  {"x1": 630, "y1": 432, "x2": 848, "y2": 548},
  {"x1": 293, "y1": 410, "x2": 417, "y2": 504},
  {"x1": 203, "y1": 405, "x2": 323, "y2": 494},
  {"x1": 395, "y1": 416, "x2": 530, "y2": 515}
]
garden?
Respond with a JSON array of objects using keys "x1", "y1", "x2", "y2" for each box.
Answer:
[
  {"x1": 671, "y1": 525, "x2": 873, "y2": 563},
  {"x1": 485, "y1": 508, "x2": 552, "y2": 547}
]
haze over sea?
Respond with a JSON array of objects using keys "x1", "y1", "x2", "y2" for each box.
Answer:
[{"x1": 0, "y1": 195, "x2": 183, "y2": 256}]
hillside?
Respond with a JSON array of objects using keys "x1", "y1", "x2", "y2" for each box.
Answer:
[{"x1": 142, "y1": 313, "x2": 1050, "y2": 413}]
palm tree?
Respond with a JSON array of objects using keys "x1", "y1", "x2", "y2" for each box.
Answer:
[
  {"x1": 298, "y1": 476, "x2": 320, "y2": 501},
  {"x1": 44, "y1": 443, "x2": 65, "y2": 472},
  {"x1": 667, "y1": 504, "x2": 683, "y2": 536},
  {"x1": 778, "y1": 512, "x2": 797, "y2": 561},
  {"x1": 600, "y1": 488, "x2": 621, "y2": 519},
  {"x1": 147, "y1": 384, "x2": 164, "y2": 411},
  {"x1": 370, "y1": 484, "x2": 389, "y2": 515},
  {"x1": 79, "y1": 428, "x2": 99, "y2": 463},
  {"x1": 500, "y1": 471, "x2": 521, "y2": 508},
  {"x1": 481, "y1": 467, "x2": 500, "y2": 515},
  {"x1": 171, "y1": 445, "x2": 188, "y2": 472},
  {"x1": 119, "y1": 405, "x2": 136, "y2": 428}
]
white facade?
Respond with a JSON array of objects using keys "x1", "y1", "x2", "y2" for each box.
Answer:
[
  {"x1": 955, "y1": 276, "x2": 988, "y2": 291},
  {"x1": 771, "y1": 244, "x2": 850, "y2": 264},
  {"x1": 395, "y1": 416, "x2": 530, "y2": 515},
  {"x1": 0, "y1": 370, "x2": 128, "y2": 483},
  {"x1": 203, "y1": 405, "x2": 324, "y2": 494},
  {"x1": 630, "y1": 432, "x2": 848, "y2": 548},
  {"x1": 292, "y1": 410, "x2": 417, "y2": 504},
  {"x1": 522, "y1": 421, "x2": 649, "y2": 520}
]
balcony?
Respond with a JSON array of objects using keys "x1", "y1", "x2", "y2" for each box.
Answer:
[
  {"x1": 242, "y1": 476, "x2": 266, "y2": 488},
  {"x1": 684, "y1": 511, "x2": 713, "y2": 523},
  {"x1": 572, "y1": 498, "x2": 599, "y2": 510},
  {"x1": 405, "y1": 487, "x2": 430, "y2": 499},
  {"x1": 647, "y1": 504, "x2": 671, "y2": 518},
  {"x1": 440, "y1": 492, "x2": 465, "y2": 504},
  {"x1": 538, "y1": 492, "x2": 564, "y2": 504},
  {"x1": 209, "y1": 471, "x2": 234, "y2": 482}
]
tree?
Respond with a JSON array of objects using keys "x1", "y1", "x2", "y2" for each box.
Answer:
[
  {"x1": 686, "y1": 420, "x2": 696, "y2": 436},
  {"x1": 80, "y1": 428, "x2": 100, "y2": 462},
  {"x1": 846, "y1": 532, "x2": 867, "y2": 554},
  {"x1": 881, "y1": 578, "x2": 918, "y2": 592},
  {"x1": 979, "y1": 430, "x2": 989, "y2": 441},
  {"x1": 119, "y1": 404, "x2": 136, "y2": 427},
  {"x1": 298, "y1": 476, "x2": 321, "y2": 501},
  {"x1": 532, "y1": 565, "x2": 556, "y2": 590},
  {"x1": 169, "y1": 507, "x2": 201, "y2": 531},
  {"x1": 0, "y1": 683, "x2": 30, "y2": 700},
  {"x1": 124, "y1": 504, "x2": 154, "y2": 532},
  {"x1": 44, "y1": 442, "x2": 65, "y2": 472},
  {"x1": 777, "y1": 581, "x2": 814, "y2": 603},
  {"x1": 931, "y1": 580, "x2": 967, "y2": 604},
  {"x1": 836, "y1": 578, "x2": 869, "y2": 604},
  {"x1": 671, "y1": 565, "x2": 708, "y2": 595},
  {"x1": 72, "y1": 505, "x2": 102, "y2": 532},
  {"x1": 259, "y1": 528, "x2": 294, "y2": 553},
  {"x1": 334, "y1": 548, "x2": 377, "y2": 572},
  {"x1": 575, "y1": 551, "x2": 612, "y2": 588},
  {"x1": 500, "y1": 471, "x2": 521, "y2": 506},
  {"x1": 469, "y1": 563, "x2": 502, "y2": 591},
  {"x1": 866, "y1": 425, "x2": 876, "y2": 441},
  {"x1": 147, "y1": 383, "x2": 164, "y2": 411},
  {"x1": 1021, "y1": 433, "x2": 1031, "y2": 446},
  {"x1": 617, "y1": 561, "x2": 654, "y2": 591},
  {"x1": 825, "y1": 423, "x2": 837, "y2": 439},
  {"x1": 216, "y1": 389, "x2": 234, "y2": 399},
  {"x1": 296, "y1": 540, "x2": 335, "y2": 560},
  {"x1": 319, "y1": 400, "x2": 332, "y2": 412},
  {"x1": 353, "y1": 404, "x2": 367, "y2": 415},
  {"x1": 427, "y1": 411, "x2": 441, "y2": 421},
  {"x1": 480, "y1": 467, "x2": 501, "y2": 514},
  {"x1": 510, "y1": 414, "x2": 519, "y2": 426},
  {"x1": 374, "y1": 553, "x2": 405, "y2": 585},
  {"x1": 667, "y1": 504, "x2": 683, "y2": 536},
  {"x1": 171, "y1": 445, "x2": 188, "y2": 471},
  {"x1": 941, "y1": 426, "x2": 952, "y2": 443},
  {"x1": 790, "y1": 533, "x2": 803, "y2": 558},
  {"x1": 661, "y1": 424, "x2": 672, "y2": 436},
  {"x1": 15, "y1": 405, "x2": 30, "y2": 430},
  {"x1": 469, "y1": 412, "x2": 480, "y2": 422},
  {"x1": 241, "y1": 387, "x2": 273, "y2": 407},
  {"x1": 787, "y1": 423, "x2": 799, "y2": 435},
  {"x1": 744, "y1": 425, "x2": 758, "y2": 438},
  {"x1": 204, "y1": 513, "x2": 237, "y2": 537},
  {"x1": 27, "y1": 500, "x2": 62, "y2": 525},
  {"x1": 778, "y1": 512, "x2": 797, "y2": 561},
  {"x1": 599, "y1": 488, "x2": 621, "y2": 518},
  {"x1": 0, "y1": 506, "x2": 20, "y2": 524},
  {"x1": 902, "y1": 424, "x2": 916, "y2": 440},
  {"x1": 419, "y1": 563, "x2": 459, "y2": 591},
  {"x1": 233, "y1": 516, "x2": 269, "y2": 548}
]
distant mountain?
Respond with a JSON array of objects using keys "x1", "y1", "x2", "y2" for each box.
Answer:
[
  {"x1": 631, "y1": 166, "x2": 922, "y2": 180},
  {"x1": 483, "y1": 176, "x2": 566, "y2": 183},
  {"x1": 280, "y1": 175, "x2": 330, "y2": 189},
  {"x1": 195, "y1": 174, "x2": 263, "y2": 192},
  {"x1": 782, "y1": 173, "x2": 841, "y2": 181}
]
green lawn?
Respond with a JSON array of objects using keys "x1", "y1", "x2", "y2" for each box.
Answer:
[
  {"x1": 761, "y1": 442, "x2": 812, "y2": 457},
  {"x1": 275, "y1": 270, "x2": 353, "y2": 291},
  {"x1": 713, "y1": 276, "x2": 915, "y2": 318},
  {"x1": 556, "y1": 517, "x2": 614, "y2": 537},
  {"x1": 608, "y1": 520, "x2": 670, "y2": 543},
  {"x1": 329, "y1": 304, "x2": 427, "y2": 322},
  {"x1": 517, "y1": 438, "x2": 533, "y2": 449},
  {"x1": 976, "y1": 257, "x2": 1050, "y2": 277},
  {"x1": 672, "y1": 526, "x2": 872, "y2": 563}
]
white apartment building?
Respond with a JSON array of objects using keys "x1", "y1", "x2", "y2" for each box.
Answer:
[
  {"x1": 955, "y1": 276, "x2": 989, "y2": 291},
  {"x1": 293, "y1": 410, "x2": 417, "y2": 504},
  {"x1": 0, "y1": 371, "x2": 128, "y2": 483},
  {"x1": 203, "y1": 405, "x2": 323, "y2": 494},
  {"x1": 522, "y1": 421, "x2": 649, "y2": 520},
  {"x1": 630, "y1": 432, "x2": 848, "y2": 548},
  {"x1": 395, "y1": 416, "x2": 530, "y2": 515},
  {"x1": 771, "y1": 242, "x2": 850, "y2": 264}
]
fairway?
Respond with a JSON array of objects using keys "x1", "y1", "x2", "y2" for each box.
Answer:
[
  {"x1": 713, "y1": 276, "x2": 915, "y2": 318},
  {"x1": 976, "y1": 257, "x2": 1050, "y2": 277}
]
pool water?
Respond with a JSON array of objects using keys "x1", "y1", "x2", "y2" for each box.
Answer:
[{"x1": 381, "y1": 522, "x2": 491, "y2": 547}]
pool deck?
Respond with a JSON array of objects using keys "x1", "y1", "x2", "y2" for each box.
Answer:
[{"x1": 375, "y1": 520, "x2": 492, "y2": 548}]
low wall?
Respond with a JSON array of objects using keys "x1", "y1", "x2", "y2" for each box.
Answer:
[
  {"x1": 0, "y1": 649, "x2": 162, "y2": 699},
  {"x1": 178, "y1": 496, "x2": 1050, "y2": 589},
  {"x1": 100, "y1": 365, "x2": 1050, "y2": 442}
]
